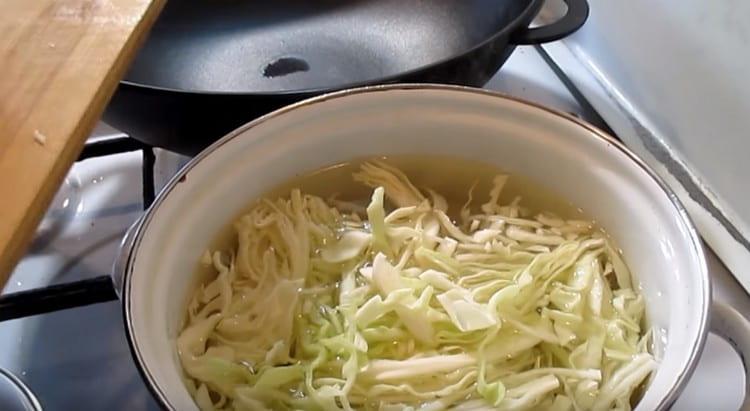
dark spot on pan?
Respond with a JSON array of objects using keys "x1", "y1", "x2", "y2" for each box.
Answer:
[
  {"x1": 178, "y1": 175, "x2": 187, "y2": 183},
  {"x1": 263, "y1": 57, "x2": 310, "y2": 78}
]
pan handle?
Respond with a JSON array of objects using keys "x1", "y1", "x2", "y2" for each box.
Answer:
[
  {"x1": 0, "y1": 275, "x2": 118, "y2": 321},
  {"x1": 512, "y1": 0, "x2": 590, "y2": 45}
]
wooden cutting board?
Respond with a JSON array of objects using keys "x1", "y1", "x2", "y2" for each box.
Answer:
[{"x1": 0, "y1": 0, "x2": 166, "y2": 289}]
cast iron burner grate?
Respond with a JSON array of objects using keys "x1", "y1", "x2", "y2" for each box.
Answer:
[{"x1": 0, "y1": 137, "x2": 158, "y2": 321}]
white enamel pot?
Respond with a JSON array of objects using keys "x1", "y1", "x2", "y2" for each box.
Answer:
[{"x1": 115, "y1": 85, "x2": 750, "y2": 410}]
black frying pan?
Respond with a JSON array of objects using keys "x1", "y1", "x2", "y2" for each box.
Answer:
[{"x1": 104, "y1": 0, "x2": 588, "y2": 155}]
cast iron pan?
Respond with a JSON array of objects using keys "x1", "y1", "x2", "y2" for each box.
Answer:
[{"x1": 104, "y1": 0, "x2": 589, "y2": 154}]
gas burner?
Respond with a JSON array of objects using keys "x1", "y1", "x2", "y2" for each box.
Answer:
[{"x1": 0, "y1": 367, "x2": 41, "y2": 411}]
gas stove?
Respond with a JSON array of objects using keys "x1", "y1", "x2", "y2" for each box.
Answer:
[{"x1": 0, "y1": 45, "x2": 746, "y2": 410}]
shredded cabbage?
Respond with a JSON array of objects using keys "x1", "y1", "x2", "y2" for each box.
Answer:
[{"x1": 177, "y1": 162, "x2": 656, "y2": 411}]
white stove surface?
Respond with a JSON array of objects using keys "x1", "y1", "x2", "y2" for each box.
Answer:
[{"x1": 0, "y1": 46, "x2": 745, "y2": 410}]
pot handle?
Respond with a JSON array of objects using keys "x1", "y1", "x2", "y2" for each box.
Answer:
[
  {"x1": 511, "y1": 0, "x2": 590, "y2": 45},
  {"x1": 710, "y1": 302, "x2": 750, "y2": 410}
]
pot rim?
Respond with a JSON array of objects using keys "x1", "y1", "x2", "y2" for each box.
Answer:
[{"x1": 121, "y1": 84, "x2": 711, "y2": 411}]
